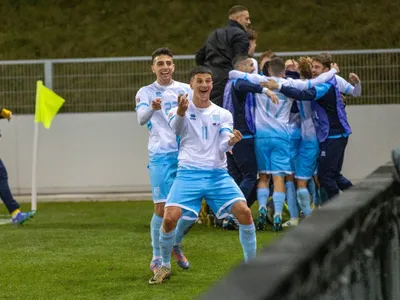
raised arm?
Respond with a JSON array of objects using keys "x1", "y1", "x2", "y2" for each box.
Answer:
[
  {"x1": 288, "y1": 64, "x2": 338, "y2": 90},
  {"x1": 136, "y1": 88, "x2": 158, "y2": 126},
  {"x1": 336, "y1": 74, "x2": 361, "y2": 97},
  {"x1": 168, "y1": 94, "x2": 189, "y2": 135}
]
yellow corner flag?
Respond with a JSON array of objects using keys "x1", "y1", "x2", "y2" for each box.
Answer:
[{"x1": 35, "y1": 80, "x2": 65, "y2": 129}]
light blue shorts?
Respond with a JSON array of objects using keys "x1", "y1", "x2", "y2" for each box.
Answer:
[
  {"x1": 148, "y1": 152, "x2": 178, "y2": 203},
  {"x1": 295, "y1": 139, "x2": 319, "y2": 180},
  {"x1": 165, "y1": 168, "x2": 246, "y2": 219},
  {"x1": 255, "y1": 137, "x2": 292, "y2": 175}
]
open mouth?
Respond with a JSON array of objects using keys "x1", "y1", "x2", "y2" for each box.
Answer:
[{"x1": 199, "y1": 89, "x2": 209, "y2": 95}]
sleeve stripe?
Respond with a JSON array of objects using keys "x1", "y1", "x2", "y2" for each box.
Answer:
[
  {"x1": 136, "y1": 103, "x2": 149, "y2": 109},
  {"x1": 168, "y1": 115, "x2": 176, "y2": 127},
  {"x1": 219, "y1": 128, "x2": 233, "y2": 134}
]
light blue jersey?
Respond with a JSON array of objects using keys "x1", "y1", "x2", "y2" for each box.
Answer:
[
  {"x1": 166, "y1": 102, "x2": 246, "y2": 218},
  {"x1": 136, "y1": 80, "x2": 192, "y2": 162},
  {"x1": 136, "y1": 80, "x2": 192, "y2": 202}
]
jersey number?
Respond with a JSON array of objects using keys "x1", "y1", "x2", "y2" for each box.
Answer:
[
  {"x1": 202, "y1": 126, "x2": 208, "y2": 140},
  {"x1": 164, "y1": 102, "x2": 178, "y2": 116},
  {"x1": 266, "y1": 93, "x2": 287, "y2": 118}
]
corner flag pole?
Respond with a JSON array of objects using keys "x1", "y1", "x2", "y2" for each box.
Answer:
[
  {"x1": 31, "y1": 121, "x2": 39, "y2": 211},
  {"x1": 31, "y1": 61, "x2": 55, "y2": 211}
]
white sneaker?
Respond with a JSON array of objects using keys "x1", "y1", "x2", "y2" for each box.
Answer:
[{"x1": 282, "y1": 218, "x2": 299, "y2": 227}]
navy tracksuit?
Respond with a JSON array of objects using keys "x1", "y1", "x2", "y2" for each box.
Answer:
[
  {"x1": 279, "y1": 77, "x2": 353, "y2": 203},
  {"x1": 0, "y1": 159, "x2": 20, "y2": 213}
]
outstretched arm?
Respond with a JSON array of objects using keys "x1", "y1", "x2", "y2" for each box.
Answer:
[{"x1": 229, "y1": 70, "x2": 269, "y2": 84}]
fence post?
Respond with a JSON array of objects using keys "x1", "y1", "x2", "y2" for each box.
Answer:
[{"x1": 44, "y1": 60, "x2": 53, "y2": 89}]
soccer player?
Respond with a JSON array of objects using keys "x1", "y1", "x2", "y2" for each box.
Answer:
[
  {"x1": 265, "y1": 54, "x2": 360, "y2": 203},
  {"x1": 283, "y1": 60, "x2": 301, "y2": 227},
  {"x1": 149, "y1": 66, "x2": 257, "y2": 284},
  {"x1": 135, "y1": 47, "x2": 195, "y2": 274},
  {"x1": 229, "y1": 57, "x2": 338, "y2": 230},
  {"x1": 0, "y1": 108, "x2": 36, "y2": 225},
  {"x1": 222, "y1": 56, "x2": 278, "y2": 229}
]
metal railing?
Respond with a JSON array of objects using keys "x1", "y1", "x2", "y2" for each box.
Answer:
[
  {"x1": 201, "y1": 162, "x2": 400, "y2": 300},
  {"x1": 0, "y1": 49, "x2": 399, "y2": 114}
]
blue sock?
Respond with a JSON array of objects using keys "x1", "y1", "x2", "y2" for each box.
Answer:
[
  {"x1": 285, "y1": 181, "x2": 298, "y2": 219},
  {"x1": 273, "y1": 192, "x2": 285, "y2": 216},
  {"x1": 150, "y1": 214, "x2": 163, "y2": 258},
  {"x1": 239, "y1": 223, "x2": 257, "y2": 262},
  {"x1": 175, "y1": 218, "x2": 195, "y2": 246},
  {"x1": 307, "y1": 180, "x2": 317, "y2": 206},
  {"x1": 159, "y1": 229, "x2": 175, "y2": 268},
  {"x1": 257, "y1": 188, "x2": 270, "y2": 210},
  {"x1": 297, "y1": 188, "x2": 312, "y2": 216}
]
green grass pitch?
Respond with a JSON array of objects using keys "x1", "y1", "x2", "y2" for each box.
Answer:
[{"x1": 0, "y1": 201, "x2": 281, "y2": 300}]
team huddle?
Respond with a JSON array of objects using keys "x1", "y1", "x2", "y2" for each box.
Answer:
[{"x1": 136, "y1": 5, "x2": 361, "y2": 285}]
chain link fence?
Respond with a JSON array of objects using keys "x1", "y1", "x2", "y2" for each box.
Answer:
[{"x1": 0, "y1": 49, "x2": 399, "y2": 114}]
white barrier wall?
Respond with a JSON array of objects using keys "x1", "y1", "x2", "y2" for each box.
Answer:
[{"x1": 0, "y1": 105, "x2": 399, "y2": 195}]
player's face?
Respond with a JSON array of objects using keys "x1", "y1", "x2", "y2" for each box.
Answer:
[
  {"x1": 311, "y1": 61, "x2": 329, "y2": 78},
  {"x1": 152, "y1": 55, "x2": 175, "y2": 84},
  {"x1": 190, "y1": 73, "x2": 213, "y2": 101},
  {"x1": 241, "y1": 58, "x2": 255, "y2": 74},
  {"x1": 248, "y1": 40, "x2": 257, "y2": 57},
  {"x1": 235, "y1": 11, "x2": 251, "y2": 29}
]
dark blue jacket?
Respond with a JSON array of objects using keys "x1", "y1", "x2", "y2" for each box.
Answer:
[
  {"x1": 223, "y1": 78, "x2": 264, "y2": 137},
  {"x1": 279, "y1": 77, "x2": 352, "y2": 142}
]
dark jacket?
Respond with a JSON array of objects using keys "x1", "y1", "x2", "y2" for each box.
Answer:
[
  {"x1": 223, "y1": 79, "x2": 263, "y2": 136},
  {"x1": 195, "y1": 20, "x2": 249, "y2": 107},
  {"x1": 279, "y1": 77, "x2": 352, "y2": 142}
]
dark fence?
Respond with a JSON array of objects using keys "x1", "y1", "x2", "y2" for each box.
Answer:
[{"x1": 201, "y1": 162, "x2": 400, "y2": 300}]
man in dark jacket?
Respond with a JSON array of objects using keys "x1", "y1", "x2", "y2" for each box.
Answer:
[{"x1": 195, "y1": 5, "x2": 251, "y2": 107}]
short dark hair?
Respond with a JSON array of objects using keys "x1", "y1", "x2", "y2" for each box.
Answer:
[
  {"x1": 151, "y1": 47, "x2": 173, "y2": 63},
  {"x1": 233, "y1": 55, "x2": 250, "y2": 69},
  {"x1": 247, "y1": 29, "x2": 257, "y2": 41},
  {"x1": 189, "y1": 66, "x2": 213, "y2": 80},
  {"x1": 269, "y1": 57, "x2": 285, "y2": 75},
  {"x1": 313, "y1": 53, "x2": 332, "y2": 69},
  {"x1": 229, "y1": 5, "x2": 248, "y2": 16}
]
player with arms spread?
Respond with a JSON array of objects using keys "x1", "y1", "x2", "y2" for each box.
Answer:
[{"x1": 149, "y1": 66, "x2": 257, "y2": 284}]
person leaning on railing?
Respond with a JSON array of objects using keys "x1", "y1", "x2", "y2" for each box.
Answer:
[{"x1": 0, "y1": 108, "x2": 36, "y2": 224}]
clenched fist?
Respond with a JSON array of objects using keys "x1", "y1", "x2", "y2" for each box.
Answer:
[{"x1": 228, "y1": 129, "x2": 243, "y2": 146}]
